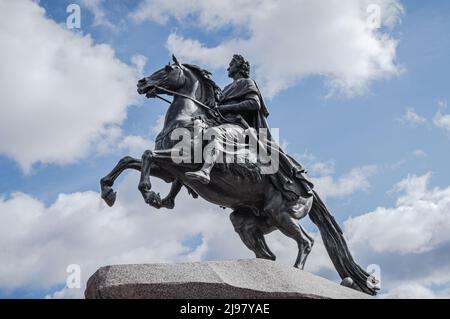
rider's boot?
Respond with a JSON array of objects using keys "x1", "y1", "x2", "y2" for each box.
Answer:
[
  {"x1": 185, "y1": 142, "x2": 218, "y2": 184},
  {"x1": 185, "y1": 163, "x2": 213, "y2": 185},
  {"x1": 185, "y1": 170, "x2": 210, "y2": 185}
]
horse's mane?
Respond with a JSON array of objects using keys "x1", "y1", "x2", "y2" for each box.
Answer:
[{"x1": 183, "y1": 64, "x2": 222, "y2": 107}]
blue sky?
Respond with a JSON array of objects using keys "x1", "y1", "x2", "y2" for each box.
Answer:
[{"x1": 1, "y1": 0, "x2": 450, "y2": 299}]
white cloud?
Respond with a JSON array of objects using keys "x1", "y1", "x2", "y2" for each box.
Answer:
[
  {"x1": 151, "y1": 114, "x2": 166, "y2": 136},
  {"x1": 0, "y1": 173, "x2": 241, "y2": 297},
  {"x1": 93, "y1": 125, "x2": 123, "y2": 156},
  {"x1": 345, "y1": 173, "x2": 450, "y2": 254},
  {"x1": 3, "y1": 169, "x2": 450, "y2": 298},
  {"x1": 432, "y1": 100, "x2": 450, "y2": 136},
  {"x1": 46, "y1": 287, "x2": 84, "y2": 299},
  {"x1": 412, "y1": 149, "x2": 427, "y2": 157},
  {"x1": 0, "y1": 0, "x2": 144, "y2": 173},
  {"x1": 434, "y1": 111, "x2": 450, "y2": 134},
  {"x1": 132, "y1": 0, "x2": 403, "y2": 97},
  {"x1": 294, "y1": 151, "x2": 377, "y2": 199},
  {"x1": 118, "y1": 135, "x2": 154, "y2": 158},
  {"x1": 438, "y1": 100, "x2": 448, "y2": 110},
  {"x1": 398, "y1": 108, "x2": 427, "y2": 126},
  {"x1": 380, "y1": 283, "x2": 450, "y2": 299},
  {"x1": 131, "y1": 54, "x2": 148, "y2": 78},
  {"x1": 275, "y1": 172, "x2": 450, "y2": 298},
  {"x1": 311, "y1": 165, "x2": 378, "y2": 199},
  {"x1": 80, "y1": 0, "x2": 117, "y2": 30},
  {"x1": 309, "y1": 160, "x2": 336, "y2": 177},
  {"x1": 0, "y1": 156, "x2": 373, "y2": 298},
  {"x1": 339, "y1": 173, "x2": 450, "y2": 298}
]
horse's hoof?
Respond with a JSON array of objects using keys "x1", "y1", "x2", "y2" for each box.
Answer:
[
  {"x1": 102, "y1": 189, "x2": 116, "y2": 207},
  {"x1": 340, "y1": 277, "x2": 354, "y2": 288},
  {"x1": 185, "y1": 171, "x2": 210, "y2": 184},
  {"x1": 145, "y1": 191, "x2": 162, "y2": 209},
  {"x1": 300, "y1": 260, "x2": 307, "y2": 270},
  {"x1": 161, "y1": 198, "x2": 175, "y2": 209}
]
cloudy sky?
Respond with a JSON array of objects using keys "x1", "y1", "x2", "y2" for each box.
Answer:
[{"x1": 0, "y1": 0, "x2": 449, "y2": 299}]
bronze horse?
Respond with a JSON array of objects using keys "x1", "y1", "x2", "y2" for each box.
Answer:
[{"x1": 100, "y1": 55, "x2": 377, "y2": 295}]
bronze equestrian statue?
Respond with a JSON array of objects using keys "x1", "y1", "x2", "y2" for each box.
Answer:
[{"x1": 100, "y1": 54, "x2": 378, "y2": 295}]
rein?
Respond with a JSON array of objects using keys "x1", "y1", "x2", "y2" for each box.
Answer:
[
  {"x1": 152, "y1": 84, "x2": 221, "y2": 144},
  {"x1": 153, "y1": 84, "x2": 244, "y2": 128},
  {"x1": 154, "y1": 85, "x2": 218, "y2": 114}
]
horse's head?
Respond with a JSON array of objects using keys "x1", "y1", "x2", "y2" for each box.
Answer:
[
  {"x1": 138, "y1": 54, "x2": 221, "y2": 108},
  {"x1": 137, "y1": 55, "x2": 187, "y2": 98}
]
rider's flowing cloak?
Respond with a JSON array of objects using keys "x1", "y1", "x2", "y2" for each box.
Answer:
[{"x1": 218, "y1": 78, "x2": 315, "y2": 203}]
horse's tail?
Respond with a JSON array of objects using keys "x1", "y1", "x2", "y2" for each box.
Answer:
[{"x1": 309, "y1": 190, "x2": 378, "y2": 295}]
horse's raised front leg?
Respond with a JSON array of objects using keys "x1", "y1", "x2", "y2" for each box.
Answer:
[
  {"x1": 160, "y1": 179, "x2": 182, "y2": 209},
  {"x1": 100, "y1": 156, "x2": 141, "y2": 207},
  {"x1": 138, "y1": 150, "x2": 163, "y2": 209}
]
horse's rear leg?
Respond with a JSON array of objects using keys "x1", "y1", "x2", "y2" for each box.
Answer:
[
  {"x1": 100, "y1": 156, "x2": 141, "y2": 206},
  {"x1": 264, "y1": 189, "x2": 313, "y2": 269},
  {"x1": 270, "y1": 210, "x2": 312, "y2": 269},
  {"x1": 230, "y1": 211, "x2": 277, "y2": 261}
]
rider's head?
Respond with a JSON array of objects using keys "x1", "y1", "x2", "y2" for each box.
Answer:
[{"x1": 228, "y1": 54, "x2": 250, "y2": 79}]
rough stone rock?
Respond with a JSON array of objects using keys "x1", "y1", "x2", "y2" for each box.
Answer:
[{"x1": 85, "y1": 259, "x2": 371, "y2": 299}]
